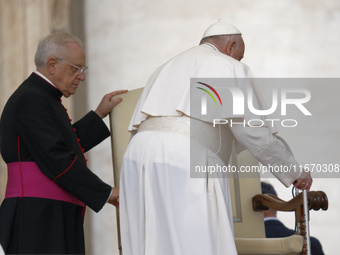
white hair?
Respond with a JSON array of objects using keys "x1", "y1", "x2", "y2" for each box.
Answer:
[
  {"x1": 34, "y1": 32, "x2": 83, "y2": 68},
  {"x1": 200, "y1": 34, "x2": 242, "y2": 49}
]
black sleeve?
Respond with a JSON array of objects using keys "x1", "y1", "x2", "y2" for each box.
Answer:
[{"x1": 73, "y1": 111, "x2": 110, "y2": 153}]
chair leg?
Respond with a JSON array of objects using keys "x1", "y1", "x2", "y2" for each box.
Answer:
[{"x1": 296, "y1": 205, "x2": 307, "y2": 255}]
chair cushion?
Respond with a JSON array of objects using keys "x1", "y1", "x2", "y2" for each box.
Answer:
[{"x1": 235, "y1": 235, "x2": 303, "y2": 255}]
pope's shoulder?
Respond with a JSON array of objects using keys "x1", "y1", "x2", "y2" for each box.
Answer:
[{"x1": 192, "y1": 44, "x2": 253, "y2": 76}]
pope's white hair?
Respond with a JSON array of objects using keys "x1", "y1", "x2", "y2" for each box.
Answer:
[{"x1": 200, "y1": 34, "x2": 242, "y2": 49}]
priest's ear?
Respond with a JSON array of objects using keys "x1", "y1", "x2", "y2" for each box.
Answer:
[
  {"x1": 225, "y1": 40, "x2": 236, "y2": 56},
  {"x1": 46, "y1": 57, "x2": 58, "y2": 75}
]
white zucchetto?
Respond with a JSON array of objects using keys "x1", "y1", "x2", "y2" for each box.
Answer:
[{"x1": 202, "y1": 20, "x2": 242, "y2": 39}]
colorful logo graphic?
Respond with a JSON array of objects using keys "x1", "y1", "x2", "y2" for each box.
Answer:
[
  {"x1": 196, "y1": 82, "x2": 222, "y2": 106},
  {"x1": 196, "y1": 82, "x2": 222, "y2": 115}
]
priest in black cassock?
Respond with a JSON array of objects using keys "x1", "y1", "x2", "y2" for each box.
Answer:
[{"x1": 0, "y1": 32, "x2": 126, "y2": 254}]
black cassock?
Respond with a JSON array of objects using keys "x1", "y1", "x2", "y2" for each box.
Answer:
[{"x1": 0, "y1": 73, "x2": 112, "y2": 254}]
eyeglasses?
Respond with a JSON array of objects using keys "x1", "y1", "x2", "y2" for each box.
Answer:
[{"x1": 56, "y1": 58, "x2": 88, "y2": 74}]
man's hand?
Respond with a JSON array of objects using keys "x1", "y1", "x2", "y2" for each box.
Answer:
[
  {"x1": 108, "y1": 187, "x2": 119, "y2": 207},
  {"x1": 293, "y1": 169, "x2": 313, "y2": 191},
  {"x1": 95, "y1": 90, "x2": 128, "y2": 119}
]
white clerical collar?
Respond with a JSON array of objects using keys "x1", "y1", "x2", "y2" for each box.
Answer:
[
  {"x1": 34, "y1": 71, "x2": 57, "y2": 88},
  {"x1": 264, "y1": 217, "x2": 280, "y2": 222},
  {"x1": 202, "y1": 42, "x2": 219, "y2": 52}
]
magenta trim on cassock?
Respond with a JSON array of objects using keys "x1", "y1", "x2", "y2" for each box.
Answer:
[{"x1": 5, "y1": 162, "x2": 85, "y2": 207}]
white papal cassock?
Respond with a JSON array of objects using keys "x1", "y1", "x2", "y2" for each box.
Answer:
[{"x1": 120, "y1": 43, "x2": 302, "y2": 255}]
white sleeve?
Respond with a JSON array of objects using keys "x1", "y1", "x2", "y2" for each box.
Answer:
[{"x1": 230, "y1": 125, "x2": 302, "y2": 187}]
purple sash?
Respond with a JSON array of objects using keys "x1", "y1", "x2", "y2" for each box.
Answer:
[{"x1": 5, "y1": 162, "x2": 85, "y2": 207}]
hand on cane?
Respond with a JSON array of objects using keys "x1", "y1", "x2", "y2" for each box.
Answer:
[{"x1": 293, "y1": 169, "x2": 312, "y2": 191}]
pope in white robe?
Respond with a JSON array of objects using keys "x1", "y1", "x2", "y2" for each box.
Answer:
[{"x1": 119, "y1": 20, "x2": 312, "y2": 255}]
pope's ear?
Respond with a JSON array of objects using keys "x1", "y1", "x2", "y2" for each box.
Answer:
[
  {"x1": 46, "y1": 57, "x2": 57, "y2": 74},
  {"x1": 225, "y1": 40, "x2": 236, "y2": 56}
]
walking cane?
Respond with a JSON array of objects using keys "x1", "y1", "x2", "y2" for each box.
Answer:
[
  {"x1": 275, "y1": 135, "x2": 311, "y2": 255},
  {"x1": 303, "y1": 189, "x2": 311, "y2": 255}
]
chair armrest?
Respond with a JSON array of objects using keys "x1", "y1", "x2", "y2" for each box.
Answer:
[
  {"x1": 252, "y1": 191, "x2": 328, "y2": 212},
  {"x1": 251, "y1": 191, "x2": 328, "y2": 255}
]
